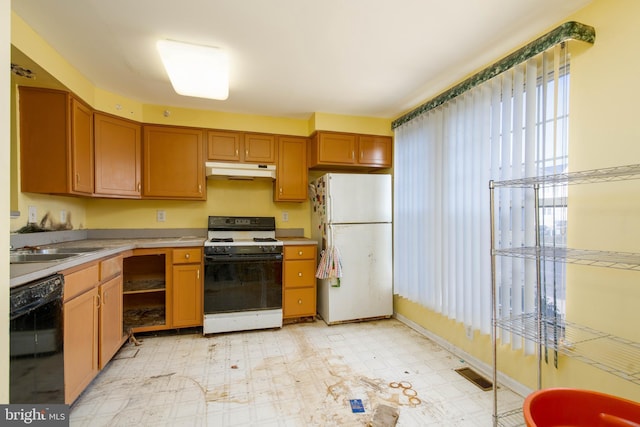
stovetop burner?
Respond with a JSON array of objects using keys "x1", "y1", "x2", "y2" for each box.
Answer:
[{"x1": 205, "y1": 216, "x2": 282, "y2": 248}]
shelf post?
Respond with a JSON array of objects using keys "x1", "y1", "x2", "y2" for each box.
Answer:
[
  {"x1": 534, "y1": 183, "x2": 542, "y2": 390},
  {"x1": 489, "y1": 180, "x2": 498, "y2": 427}
]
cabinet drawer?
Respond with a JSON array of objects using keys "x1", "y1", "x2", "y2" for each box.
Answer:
[
  {"x1": 173, "y1": 248, "x2": 202, "y2": 264},
  {"x1": 284, "y1": 245, "x2": 316, "y2": 260},
  {"x1": 284, "y1": 260, "x2": 316, "y2": 288},
  {"x1": 64, "y1": 263, "x2": 100, "y2": 302},
  {"x1": 284, "y1": 288, "x2": 316, "y2": 318},
  {"x1": 100, "y1": 255, "x2": 123, "y2": 281}
]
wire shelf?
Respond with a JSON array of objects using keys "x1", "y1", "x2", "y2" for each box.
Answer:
[
  {"x1": 496, "y1": 313, "x2": 640, "y2": 385},
  {"x1": 496, "y1": 408, "x2": 526, "y2": 427},
  {"x1": 493, "y1": 246, "x2": 640, "y2": 271},
  {"x1": 491, "y1": 163, "x2": 640, "y2": 188}
]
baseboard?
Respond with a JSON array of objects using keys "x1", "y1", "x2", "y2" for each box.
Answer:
[{"x1": 394, "y1": 312, "x2": 532, "y2": 398}]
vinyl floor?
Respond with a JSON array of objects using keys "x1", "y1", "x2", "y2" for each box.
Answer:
[{"x1": 69, "y1": 318, "x2": 524, "y2": 426}]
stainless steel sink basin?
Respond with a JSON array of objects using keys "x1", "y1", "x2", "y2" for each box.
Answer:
[
  {"x1": 29, "y1": 247, "x2": 102, "y2": 254},
  {"x1": 10, "y1": 253, "x2": 78, "y2": 263}
]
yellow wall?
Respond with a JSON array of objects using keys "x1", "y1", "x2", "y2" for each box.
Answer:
[
  {"x1": 1, "y1": 0, "x2": 10, "y2": 404},
  {"x1": 394, "y1": 0, "x2": 640, "y2": 402}
]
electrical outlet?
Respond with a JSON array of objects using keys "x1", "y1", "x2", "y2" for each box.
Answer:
[
  {"x1": 156, "y1": 210, "x2": 166, "y2": 222},
  {"x1": 282, "y1": 211, "x2": 289, "y2": 222},
  {"x1": 28, "y1": 206, "x2": 37, "y2": 223},
  {"x1": 60, "y1": 210, "x2": 67, "y2": 223}
]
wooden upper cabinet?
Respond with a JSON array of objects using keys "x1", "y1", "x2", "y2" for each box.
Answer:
[
  {"x1": 143, "y1": 125, "x2": 205, "y2": 200},
  {"x1": 207, "y1": 130, "x2": 276, "y2": 164},
  {"x1": 19, "y1": 86, "x2": 94, "y2": 196},
  {"x1": 357, "y1": 135, "x2": 392, "y2": 167},
  {"x1": 309, "y1": 131, "x2": 392, "y2": 169},
  {"x1": 94, "y1": 113, "x2": 142, "y2": 198},
  {"x1": 207, "y1": 130, "x2": 242, "y2": 161},
  {"x1": 244, "y1": 133, "x2": 276, "y2": 163},
  {"x1": 275, "y1": 136, "x2": 307, "y2": 202},
  {"x1": 310, "y1": 132, "x2": 356, "y2": 165},
  {"x1": 70, "y1": 98, "x2": 94, "y2": 194}
]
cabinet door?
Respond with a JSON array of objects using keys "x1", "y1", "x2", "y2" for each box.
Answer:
[
  {"x1": 207, "y1": 130, "x2": 242, "y2": 161},
  {"x1": 275, "y1": 136, "x2": 308, "y2": 202},
  {"x1": 70, "y1": 97, "x2": 94, "y2": 194},
  {"x1": 284, "y1": 288, "x2": 316, "y2": 318},
  {"x1": 358, "y1": 135, "x2": 392, "y2": 167},
  {"x1": 172, "y1": 263, "x2": 203, "y2": 327},
  {"x1": 244, "y1": 133, "x2": 276, "y2": 163},
  {"x1": 64, "y1": 288, "x2": 99, "y2": 404},
  {"x1": 19, "y1": 87, "x2": 69, "y2": 194},
  {"x1": 143, "y1": 126, "x2": 205, "y2": 199},
  {"x1": 317, "y1": 132, "x2": 356, "y2": 165},
  {"x1": 94, "y1": 113, "x2": 142, "y2": 197},
  {"x1": 99, "y1": 275, "x2": 124, "y2": 368}
]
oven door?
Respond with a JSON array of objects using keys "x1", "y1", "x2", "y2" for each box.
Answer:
[{"x1": 203, "y1": 253, "x2": 283, "y2": 314}]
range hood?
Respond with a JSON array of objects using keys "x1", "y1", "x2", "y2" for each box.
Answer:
[{"x1": 206, "y1": 161, "x2": 276, "y2": 180}]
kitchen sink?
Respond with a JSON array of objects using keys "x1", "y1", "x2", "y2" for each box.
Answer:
[
  {"x1": 26, "y1": 247, "x2": 103, "y2": 254},
  {"x1": 10, "y1": 247, "x2": 103, "y2": 264},
  {"x1": 10, "y1": 253, "x2": 78, "y2": 263}
]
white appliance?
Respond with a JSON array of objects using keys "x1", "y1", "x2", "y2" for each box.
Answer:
[
  {"x1": 310, "y1": 173, "x2": 393, "y2": 325},
  {"x1": 203, "y1": 216, "x2": 283, "y2": 335}
]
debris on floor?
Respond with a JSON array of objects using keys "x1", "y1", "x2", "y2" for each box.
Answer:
[{"x1": 369, "y1": 404, "x2": 399, "y2": 427}]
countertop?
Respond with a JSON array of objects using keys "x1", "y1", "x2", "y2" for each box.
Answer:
[{"x1": 10, "y1": 236, "x2": 317, "y2": 288}]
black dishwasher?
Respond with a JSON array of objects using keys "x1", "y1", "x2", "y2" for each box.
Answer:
[{"x1": 10, "y1": 274, "x2": 65, "y2": 403}]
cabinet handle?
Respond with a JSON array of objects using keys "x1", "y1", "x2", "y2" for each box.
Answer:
[
  {"x1": 235, "y1": 149, "x2": 239, "y2": 156},
  {"x1": 96, "y1": 294, "x2": 101, "y2": 308},
  {"x1": 185, "y1": 253, "x2": 190, "y2": 259},
  {"x1": 76, "y1": 173, "x2": 80, "y2": 184},
  {"x1": 138, "y1": 182, "x2": 141, "y2": 191},
  {"x1": 198, "y1": 184, "x2": 202, "y2": 193},
  {"x1": 352, "y1": 151, "x2": 355, "y2": 159},
  {"x1": 298, "y1": 272, "x2": 303, "y2": 277},
  {"x1": 279, "y1": 187, "x2": 283, "y2": 194},
  {"x1": 298, "y1": 250, "x2": 303, "y2": 256},
  {"x1": 361, "y1": 151, "x2": 364, "y2": 158},
  {"x1": 245, "y1": 149, "x2": 248, "y2": 156},
  {"x1": 197, "y1": 269, "x2": 200, "y2": 280},
  {"x1": 298, "y1": 299, "x2": 303, "y2": 305}
]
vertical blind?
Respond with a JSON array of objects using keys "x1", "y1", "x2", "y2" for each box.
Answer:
[{"x1": 394, "y1": 43, "x2": 570, "y2": 352}]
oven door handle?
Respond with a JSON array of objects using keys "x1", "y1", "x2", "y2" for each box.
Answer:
[{"x1": 205, "y1": 254, "x2": 283, "y2": 263}]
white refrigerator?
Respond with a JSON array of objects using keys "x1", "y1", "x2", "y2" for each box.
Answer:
[{"x1": 310, "y1": 173, "x2": 393, "y2": 325}]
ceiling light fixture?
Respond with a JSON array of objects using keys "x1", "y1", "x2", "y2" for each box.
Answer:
[{"x1": 157, "y1": 40, "x2": 229, "y2": 100}]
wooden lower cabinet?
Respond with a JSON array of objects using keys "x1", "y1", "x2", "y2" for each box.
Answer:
[
  {"x1": 123, "y1": 247, "x2": 203, "y2": 332},
  {"x1": 63, "y1": 256, "x2": 127, "y2": 404},
  {"x1": 123, "y1": 249, "x2": 169, "y2": 332},
  {"x1": 99, "y1": 275, "x2": 124, "y2": 368},
  {"x1": 283, "y1": 245, "x2": 317, "y2": 320},
  {"x1": 63, "y1": 264, "x2": 100, "y2": 405},
  {"x1": 172, "y1": 248, "x2": 203, "y2": 328}
]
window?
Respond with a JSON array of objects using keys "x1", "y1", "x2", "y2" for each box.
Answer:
[{"x1": 394, "y1": 44, "x2": 569, "y2": 353}]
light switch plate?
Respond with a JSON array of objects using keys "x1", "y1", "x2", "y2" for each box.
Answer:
[{"x1": 157, "y1": 210, "x2": 166, "y2": 222}]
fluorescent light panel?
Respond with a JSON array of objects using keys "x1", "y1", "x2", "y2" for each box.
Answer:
[{"x1": 157, "y1": 39, "x2": 229, "y2": 100}]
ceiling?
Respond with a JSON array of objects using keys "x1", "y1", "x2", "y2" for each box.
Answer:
[{"x1": 11, "y1": 0, "x2": 592, "y2": 120}]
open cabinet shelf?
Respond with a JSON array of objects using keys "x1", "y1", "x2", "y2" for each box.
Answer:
[{"x1": 490, "y1": 163, "x2": 640, "y2": 426}]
